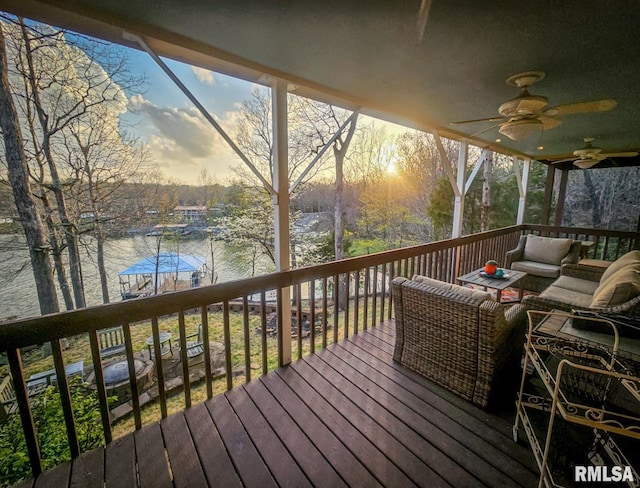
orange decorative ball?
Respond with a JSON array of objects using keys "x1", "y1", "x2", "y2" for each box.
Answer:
[{"x1": 484, "y1": 260, "x2": 498, "y2": 275}]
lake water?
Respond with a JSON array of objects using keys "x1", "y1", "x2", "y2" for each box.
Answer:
[{"x1": 0, "y1": 234, "x2": 271, "y2": 320}]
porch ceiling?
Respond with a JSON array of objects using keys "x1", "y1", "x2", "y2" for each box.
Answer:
[{"x1": 4, "y1": 0, "x2": 640, "y2": 169}]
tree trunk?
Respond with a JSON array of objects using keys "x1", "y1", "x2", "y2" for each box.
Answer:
[
  {"x1": 0, "y1": 26, "x2": 59, "y2": 315},
  {"x1": 481, "y1": 151, "x2": 493, "y2": 231},
  {"x1": 332, "y1": 113, "x2": 358, "y2": 309},
  {"x1": 20, "y1": 21, "x2": 86, "y2": 308},
  {"x1": 95, "y1": 230, "x2": 109, "y2": 303},
  {"x1": 582, "y1": 171, "x2": 601, "y2": 227},
  {"x1": 42, "y1": 192, "x2": 75, "y2": 310},
  {"x1": 333, "y1": 113, "x2": 359, "y2": 261}
]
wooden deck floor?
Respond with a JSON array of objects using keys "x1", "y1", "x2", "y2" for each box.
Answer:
[{"x1": 18, "y1": 321, "x2": 539, "y2": 487}]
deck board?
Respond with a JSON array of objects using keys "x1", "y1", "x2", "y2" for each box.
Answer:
[
  {"x1": 104, "y1": 433, "x2": 136, "y2": 487},
  {"x1": 19, "y1": 320, "x2": 538, "y2": 488},
  {"x1": 225, "y1": 386, "x2": 309, "y2": 487},
  {"x1": 183, "y1": 401, "x2": 243, "y2": 488}
]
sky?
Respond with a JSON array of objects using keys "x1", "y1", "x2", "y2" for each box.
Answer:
[
  {"x1": 98, "y1": 37, "x2": 411, "y2": 186},
  {"x1": 120, "y1": 48, "x2": 257, "y2": 185}
]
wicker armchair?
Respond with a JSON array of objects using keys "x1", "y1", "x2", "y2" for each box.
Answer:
[
  {"x1": 505, "y1": 234, "x2": 581, "y2": 293},
  {"x1": 391, "y1": 277, "x2": 527, "y2": 408}
]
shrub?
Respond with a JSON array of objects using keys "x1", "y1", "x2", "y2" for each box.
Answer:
[{"x1": 0, "y1": 378, "x2": 109, "y2": 487}]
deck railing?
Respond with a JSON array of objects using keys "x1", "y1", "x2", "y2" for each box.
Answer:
[{"x1": 0, "y1": 224, "x2": 637, "y2": 477}]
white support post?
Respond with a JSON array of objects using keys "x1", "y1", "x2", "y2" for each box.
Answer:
[
  {"x1": 272, "y1": 79, "x2": 291, "y2": 366},
  {"x1": 514, "y1": 157, "x2": 530, "y2": 224},
  {"x1": 452, "y1": 140, "x2": 468, "y2": 238}
]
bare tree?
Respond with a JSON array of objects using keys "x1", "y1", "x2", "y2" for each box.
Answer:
[
  {"x1": 0, "y1": 24, "x2": 58, "y2": 314},
  {"x1": 61, "y1": 106, "x2": 148, "y2": 303},
  {"x1": 4, "y1": 16, "x2": 144, "y2": 309}
]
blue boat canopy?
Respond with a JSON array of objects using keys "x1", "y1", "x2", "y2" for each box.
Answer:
[{"x1": 119, "y1": 253, "x2": 206, "y2": 276}]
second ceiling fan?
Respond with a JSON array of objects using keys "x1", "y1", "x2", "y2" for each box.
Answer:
[
  {"x1": 450, "y1": 71, "x2": 617, "y2": 141},
  {"x1": 550, "y1": 138, "x2": 639, "y2": 169}
]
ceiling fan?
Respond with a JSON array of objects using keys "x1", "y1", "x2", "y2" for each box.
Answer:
[
  {"x1": 450, "y1": 71, "x2": 617, "y2": 141},
  {"x1": 549, "y1": 138, "x2": 639, "y2": 169}
]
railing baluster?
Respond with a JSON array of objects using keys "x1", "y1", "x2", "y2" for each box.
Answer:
[
  {"x1": 276, "y1": 288, "x2": 286, "y2": 368},
  {"x1": 260, "y1": 292, "x2": 268, "y2": 375},
  {"x1": 388, "y1": 261, "x2": 395, "y2": 320},
  {"x1": 88, "y1": 330, "x2": 111, "y2": 443},
  {"x1": 372, "y1": 265, "x2": 379, "y2": 328},
  {"x1": 296, "y1": 282, "x2": 302, "y2": 360},
  {"x1": 363, "y1": 267, "x2": 370, "y2": 332},
  {"x1": 178, "y1": 311, "x2": 191, "y2": 408},
  {"x1": 603, "y1": 236, "x2": 610, "y2": 259},
  {"x1": 310, "y1": 280, "x2": 316, "y2": 352},
  {"x1": 344, "y1": 272, "x2": 350, "y2": 339},
  {"x1": 333, "y1": 274, "x2": 339, "y2": 345},
  {"x1": 353, "y1": 271, "x2": 360, "y2": 335},
  {"x1": 223, "y1": 301, "x2": 233, "y2": 390},
  {"x1": 122, "y1": 323, "x2": 142, "y2": 429},
  {"x1": 200, "y1": 306, "x2": 213, "y2": 399},
  {"x1": 243, "y1": 296, "x2": 251, "y2": 383},
  {"x1": 51, "y1": 339, "x2": 79, "y2": 458},
  {"x1": 322, "y1": 277, "x2": 328, "y2": 349},
  {"x1": 7, "y1": 348, "x2": 41, "y2": 477},
  {"x1": 380, "y1": 262, "x2": 387, "y2": 325},
  {"x1": 150, "y1": 316, "x2": 167, "y2": 419}
]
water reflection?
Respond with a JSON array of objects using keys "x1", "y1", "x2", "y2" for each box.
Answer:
[{"x1": 0, "y1": 234, "x2": 272, "y2": 320}]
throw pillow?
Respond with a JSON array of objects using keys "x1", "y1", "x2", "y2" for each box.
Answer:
[
  {"x1": 591, "y1": 266, "x2": 640, "y2": 308},
  {"x1": 523, "y1": 235, "x2": 572, "y2": 266},
  {"x1": 599, "y1": 250, "x2": 640, "y2": 283}
]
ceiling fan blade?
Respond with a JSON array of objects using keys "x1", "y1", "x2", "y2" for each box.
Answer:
[
  {"x1": 574, "y1": 159, "x2": 601, "y2": 169},
  {"x1": 549, "y1": 99, "x2": 617, "y2": 116},
  {"x1": 470, "y1": 123, "x2": 503, "y2": 138},
  {"x1": 550, "y1": 157, "x2": 577, "y2": 164},
  {"x1": 450, "y1": 116, "x2": 506, "y2": 125},
  {"x1": 538, "y1": 115, "x2": 563, "y2": 130},
  {"x1": 600, "y1": 151, "x2": 639, "y2": 158}
]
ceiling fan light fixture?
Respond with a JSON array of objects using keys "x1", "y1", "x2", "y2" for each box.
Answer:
[
  {"x1": 574, "y1": 158, "x2": 601, "y2": 169},
  {"x1": 498, "y1": 119, "x2": 542, "y2": 141}
]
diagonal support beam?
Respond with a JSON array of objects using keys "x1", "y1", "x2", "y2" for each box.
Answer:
[
  {"x1": 432, "y1": 130, "x2": 460, "y2": 197},
  {"x1": 124, "y1": 32, "x2": 276, "y2": 195},
  {"x1": 464, "y1": 149, "x2": 490, "y2": 194},
  {"x1": 289, "y1": 110, "x2": 359, "y2": 194}
]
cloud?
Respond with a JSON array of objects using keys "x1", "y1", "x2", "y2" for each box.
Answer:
[
  {"x1": 128, "y1": 94, "x2": 242, "y2": 183},
  {"x1": 191, "y1": 66, "x2": 215, "y2": 85},
  {"x1": 129, "y1": 94, "x2": 220, "y2": 158}
]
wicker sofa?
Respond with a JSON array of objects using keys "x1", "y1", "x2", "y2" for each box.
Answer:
[
  {"x1": 522, "y1": 250, "x2": 640, "y2": 318},
  {"x1": 391, "y1": 276, "x2": 527, "y2": 408},
  {"x1": 505, "y1": 234, "x2": 582, "y2": 293}
]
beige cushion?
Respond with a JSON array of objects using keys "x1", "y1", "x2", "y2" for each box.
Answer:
[
  {"x1": 600, "y1": 250, "x2": 640, "y2": 283},
  {"x1": 523, "y1": 235, "x2": 572, "y2": 266},
  {"x1": 412, "y1": 275, "x2": 493, "y2": 301},
  {"x1": 450, "y1": 283, "x2": 494, "y2": 302},
  {"x1": 591, "y1": 266, "x2": 640, "y2": 308},
  {"x1": 552, "y1": 276, "x2": 600, "y2": 295},
  {"x1": 539, "y1": 285, "x2": 594, "y2": 308},
  {"x1": 511, "y1": 260, "x2": 561, "y2": 278},
  {"x1": 412, "y1": 275, "x2": 452, "y2": 291}
]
